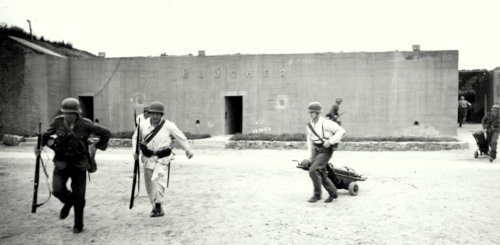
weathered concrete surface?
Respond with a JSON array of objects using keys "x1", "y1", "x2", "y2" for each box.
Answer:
[{"x1": 69, "y1": 51, "x2": 458, "y2": 137}]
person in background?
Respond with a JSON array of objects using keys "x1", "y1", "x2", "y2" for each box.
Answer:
[
  {"x1": 136, "y1": 106, "x2": 150, "y2": 125},
  {"x1": 458, "y1": 96, "x2": 471, "y2": 127},
  {"x1": 328, "y1": 98, "x2": 343, "y2": 125}
]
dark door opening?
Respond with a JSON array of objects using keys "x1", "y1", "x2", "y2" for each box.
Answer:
[
  {"x1": 225, "y1": 96, "x2": 242, "y2": 134},
  {"x1": 79, "y1": 96, "x2": 94, "y2": 121}
]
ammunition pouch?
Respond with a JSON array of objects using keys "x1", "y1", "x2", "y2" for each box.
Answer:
[
  {"x1": 156, "y1": 148, "x2": 172, "y2": 158},
  {"x1": 140, "y1": 144, "x2": 172, "y2": 158},
  {"x1": 140, "y1": 144, "x2": 154, "y2": 157}
]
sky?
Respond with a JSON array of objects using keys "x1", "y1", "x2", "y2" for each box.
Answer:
[{"x1": 1, "y1": 0, "x2": 499, "y2": 70}]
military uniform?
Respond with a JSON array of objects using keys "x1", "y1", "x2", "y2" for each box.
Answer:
[
  {"x1": 458, "y1": 98, "x2": 471, "y2": 127},
  {"x1": 482, "y1": 106, "x2": 500, "y2": 161},
  {"x1": 132, "y1": 101, "x2": 193, "y2": 217},
  {"x1": 41, "y1": 98, "x2": 111, "y2": 233},
  {"x1": 306, "y1": 102, "x2": 346, "y2": 203},
  {"x1": 328, "y1": 98, "x2": 343, "y2": 125}
]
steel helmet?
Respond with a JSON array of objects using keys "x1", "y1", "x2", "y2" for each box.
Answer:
[
  {"x1": 492, "y1": 104, "x2": 500, "y2": 111},
  {"x1": 148, "y1": 101, "x2": 164, "y2": 114},
  {"x1": 60, "y1": 98, "x2": 81, "y2": 113},
  {"x1": 307, "y1": 102, "x2": 322, "y2": 113},
  {"x1": 143, "y1": 106, "x2": 150, "y2": 112},
  {"x1": 336, "y1": 98, "x2": 343, "y2": 102}
]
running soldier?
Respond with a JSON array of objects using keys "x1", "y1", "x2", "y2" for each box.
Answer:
[
  {"x1": 35, "y1": 98, "x2": 111, "y2": 233},
  {"x1": 132, "y1": 101, "x2": 194, "y2": 217}
]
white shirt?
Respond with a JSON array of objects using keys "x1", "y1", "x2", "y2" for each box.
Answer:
[
  {"x1": 132, "y1": 118, "x2": 191, "y2": 169},
  {"x1": 135, "y1": 113, "x2": 148, "y2": 126},
  {"x1": 306, "y1": 116, "x2": 345, "y2": 158}
]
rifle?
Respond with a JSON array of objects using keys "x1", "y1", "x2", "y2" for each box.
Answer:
[
  {"x1": 129, "y1": 113, "x2": 141, "y2": 209},
  {"x1": 31, "y1": 122, "x2": 42, "y2": 213},
  {"x1": 31, "y1": 122, "x2": 51, "y2": 212}
]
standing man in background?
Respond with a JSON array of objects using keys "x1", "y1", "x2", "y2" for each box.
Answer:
[
  {"x1": 136, "y1": 106, "x2": 150, "y2": 125},
  {"x1": 458, "y1": 96, "x2": 471, "y2": 127},
  {"x1": 132, "y1": 101, "x2": 194, "y2": 217},
  {"x1": 328, "y1": 98, "x2": 343, "y2": 125}
]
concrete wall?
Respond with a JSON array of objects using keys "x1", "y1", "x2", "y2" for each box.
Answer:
[
  {"x1": 492, "y1": 68, "x2": 500, "y2": 107},
  {"x1": 69, "y1": 50, "x2": 458, "y2": 137},
  {"x1": 0, "y1": 48, "x2": 69, "y2": 135}
]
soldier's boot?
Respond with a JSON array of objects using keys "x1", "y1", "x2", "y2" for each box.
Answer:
[
  {"x1": 59, "y1": 201, "x2": 73, "y2": 220},
  {"x1": 151, "y1": 203, "x2": 164, "y2": 217},
  {"x1": 325, "y1": 192, "x2": 338, "y2": 203},
  {"x1": 307, "y1": 195, "x2": 321, "y2": 203},
  {"x1": 73, "y1": 203, "x2": 84, "y2": 234}
]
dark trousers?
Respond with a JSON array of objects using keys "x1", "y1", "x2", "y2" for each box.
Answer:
[
  {"x1": 458, "y1": 108, "x2": 468, "y2": 126},
  {"x1": 309, "y1": 146, "x2": 337, "y2": 197},
  {"x1": 52, "y1": 162, "x2": 87, "y2": 228},
  {"x1": 487, "y1": 129, "x2": 500, "y2": 159}
]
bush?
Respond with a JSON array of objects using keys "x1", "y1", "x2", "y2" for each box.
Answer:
[
  {"x1": 231, "y1": 133, "x2": 306, "y2": 141},
  {"x1": 112, "y1": 131, "x2": 134, "y2": 139},
  {"x1": 230, "y1": 133, "x2": 458, "y2": 142},
  {"x1": 183, "y1": 132, "x2": 211, "y2": 140}
]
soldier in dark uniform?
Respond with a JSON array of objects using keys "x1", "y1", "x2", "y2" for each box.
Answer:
[
  {"x1": 328, "y1": 98, "x2": 343, "y2": 125},
  {"x1": 35, "y1": 98, "x2": 111, "y2": 233},
  {"x1": 482, "y1": 104, "x2": 500, "y2": 162}
]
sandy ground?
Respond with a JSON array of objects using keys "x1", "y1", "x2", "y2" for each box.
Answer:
[{"x1": 1, "y1": 124, "x2": 500, "y2": 245}]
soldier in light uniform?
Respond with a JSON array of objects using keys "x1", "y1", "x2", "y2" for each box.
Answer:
[
  {"x1": 482, "y1": 104, "x2": 500, "y2": 162},
  {"x1": 132, "y1": 101, "x2": 194, "y2": 217},
  {"x1": 136, "y1": 106, "x2": 150, "y2": 125},
  {"x1": 306, "y1": 102, "x2": 345, "y2": 203},
  {"x1": 458, "y1": 96, "x2": 471, "y2": 127},
  {"x1": 35, "y1": 98, "x2": 111, "y2": 233}
]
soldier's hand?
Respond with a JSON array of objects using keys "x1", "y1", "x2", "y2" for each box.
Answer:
[
  {"x1": 185, "y1": 150, "x2": 194, "y2": 159},
  {"x1": 133, "y1": 153, "x2": 138, "y2": 161},
  {"x1": 323, "y1": 141, "x2": 331, "y2": 148}
]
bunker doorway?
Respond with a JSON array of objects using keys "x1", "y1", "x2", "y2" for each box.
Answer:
[
  {"x1": 79, "y1": 96, "x2": 94, "y2": 121},
  {"x1": 225, "y1": 96, "x2": 242, "y2": 134}
]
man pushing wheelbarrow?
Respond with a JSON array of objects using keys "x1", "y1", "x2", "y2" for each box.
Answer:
[{"x1": 481, "y1": 104, "x2": 500, "y2": 162}]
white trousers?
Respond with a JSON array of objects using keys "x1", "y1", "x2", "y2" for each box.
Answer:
[{"x1": 143, "y1": 156, "x2": 173, "y2": 206}]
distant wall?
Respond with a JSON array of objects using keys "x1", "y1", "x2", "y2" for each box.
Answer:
[
  {"x1": 0, "y1": 45, "x2": 69, "y2": 135},
  {"x1": 492, "y1": 68, "x2": 500, "y2": 107},
  {"x1": 69, "y1": 51, "x2": 458, "y2": 137}
]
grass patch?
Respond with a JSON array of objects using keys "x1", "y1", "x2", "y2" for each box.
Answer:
[{"x1": 230, "y1": 133, "x2": 458, "y2": 142}]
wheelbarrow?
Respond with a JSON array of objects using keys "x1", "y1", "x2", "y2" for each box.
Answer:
[{"x1": 295, "y1": 160, "x2": 367, "y2": 196}]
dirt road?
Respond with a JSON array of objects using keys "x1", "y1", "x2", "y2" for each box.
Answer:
[{"x1": 1, "y1": 124, "x2": 499, "y2": 245}]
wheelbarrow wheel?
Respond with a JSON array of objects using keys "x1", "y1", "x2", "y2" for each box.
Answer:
[
  {"x1": 474, "y1": 151, "x2": 479, "y2": 159},
  {"x1": 348, "y1": 182, "x2": 359, "y2": 196}
]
